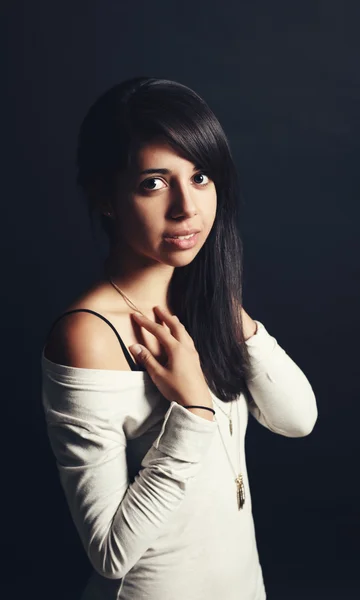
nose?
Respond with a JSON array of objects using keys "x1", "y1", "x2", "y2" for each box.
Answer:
[{"x1": 170, "y1": 180, "x2": 198, "y2": 217}]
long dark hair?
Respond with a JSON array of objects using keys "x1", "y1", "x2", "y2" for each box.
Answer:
[{"x1": 76, "y1": 76, "x2": 253, "y2": 403}]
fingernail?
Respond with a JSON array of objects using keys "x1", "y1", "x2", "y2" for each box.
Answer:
[{"x1": 131, "y1": 344, "x2": 142, "y2": 355}]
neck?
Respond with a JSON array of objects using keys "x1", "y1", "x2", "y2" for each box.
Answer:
[{"x1": 102, "y1": 256, "x2": 175, "y2": 313}]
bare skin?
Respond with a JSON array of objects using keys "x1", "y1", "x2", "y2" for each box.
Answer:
[{"x1": 64, "y1": 140, "x2": 218, "y2": 367}]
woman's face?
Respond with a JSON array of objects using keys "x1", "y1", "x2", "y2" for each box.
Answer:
[{"x1": 111, "y1": 140, "x2": 217, "y2": 268}]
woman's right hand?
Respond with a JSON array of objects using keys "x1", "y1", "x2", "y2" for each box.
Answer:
[{"x1": 129, "y1": 306, "x2": 214, "y2": 418}]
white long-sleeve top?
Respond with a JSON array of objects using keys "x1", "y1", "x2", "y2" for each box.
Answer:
[{"x1": 41, "y1": 319, "x2": 318, "y2": 600}]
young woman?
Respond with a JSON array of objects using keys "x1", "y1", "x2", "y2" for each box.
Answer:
[{"x1": 41, "y1": 76, "x2": 318, "y2": 600}]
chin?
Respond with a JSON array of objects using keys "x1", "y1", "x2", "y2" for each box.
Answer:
[{"x1": 162, "y1": 244, "x2": 204, "y2": 262}]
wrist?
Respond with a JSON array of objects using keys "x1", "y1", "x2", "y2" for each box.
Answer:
[
  {"x1": 186, "y1": 406, "x2": 215, "y2": 421},
  {"x1": 184, "y1": 400, "x2": 215, "y2": 421}
]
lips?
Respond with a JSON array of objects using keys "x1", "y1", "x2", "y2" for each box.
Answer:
[
  {"x1": 163, "y1": 228, "x2": 200, "y2": 238},
  {"x1": 163, "y1": 232, "x2": 199, "y2": 249}
]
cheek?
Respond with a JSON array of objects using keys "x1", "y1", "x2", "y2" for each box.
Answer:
[
  {"x1": 123, "y1": 202, "x2": 150, "y2": 232},
  {"x1": 114, "y1": 208, "x2": 147, "y2": 247},
  {"x1": 126, "y1": 209, "x2": 159, "y2": 248},
  {"x1": 205, "y1": 191, "x2": 217, "y2": 223}
]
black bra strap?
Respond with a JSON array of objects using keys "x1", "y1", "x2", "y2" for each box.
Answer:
[{"x1": 45, "y1": 308, "x2": 145, "y2": 372}]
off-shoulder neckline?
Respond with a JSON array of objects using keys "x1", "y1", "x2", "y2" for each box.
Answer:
[
  {"x1": 41, "y1": 346, "x2": 149, "y2": 379},
  {"x1": 41, "y1": 319, "x2": 264, "y2": 380}
]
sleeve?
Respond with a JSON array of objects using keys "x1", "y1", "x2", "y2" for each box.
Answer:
[
  {"x1": 41, "y1": 368, "x2": 217, "y2": 580},
  {"x1": 244, "y1": 320, "x2": 318, "y2": 437}
]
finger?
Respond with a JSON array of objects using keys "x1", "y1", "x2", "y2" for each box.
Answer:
[
  {"x1": 131, "y1": 312, "x2": 178, "y2": 350},
  {"x1": 153, "y1": 306, "x2": 191, "y2": 343},
  {"x1": 153, "y1": 306, "x2": 181, "y2": 326},
  {"x1": 129, "y1": 343, "x2": 164, "y2": 374}
]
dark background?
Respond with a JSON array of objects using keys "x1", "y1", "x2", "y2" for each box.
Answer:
[{"x1": 3, "y1": 1, "x2": 360, "y2": 598}]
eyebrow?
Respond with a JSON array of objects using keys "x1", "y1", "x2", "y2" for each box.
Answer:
[{"x1": 139, "y1": 165, "x2": 200, "y2": 175}]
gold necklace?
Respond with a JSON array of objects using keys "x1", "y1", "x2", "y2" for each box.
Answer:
[
  {"x1": 212, "y1": 396, "x2": 245, "y2": 510},
  {"x1": 105, "y1": 266, "x2": 245, "y2": 510},
  {"x1": 105, "y1": 264, "x2": 147, "y2": 317},
  {"x1": 212, "y1": 397, "x2": 234, "y2": 436}
]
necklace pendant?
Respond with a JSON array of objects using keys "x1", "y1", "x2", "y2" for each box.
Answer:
[
  {"x1": 235, "y1": 474, "x2": 245, "y2": 510},
  {"x1": 229, "y1": 418, "x2": 233, "y2": 436}
]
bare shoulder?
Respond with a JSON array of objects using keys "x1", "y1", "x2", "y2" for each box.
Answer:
[{"x1": 43, "y1": 285, "x2": 132, "y2": 371}]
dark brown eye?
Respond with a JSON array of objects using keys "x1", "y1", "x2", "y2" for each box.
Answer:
[
  {"x1": 139, "y1": 172, "x2": 210, "y2": 192},
  {"x1": 193, "y1": 173, "x2": 210, "y2": 186},
  {"x1": 141, "y1": 178, "x2": 164, "y2": 191}
]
